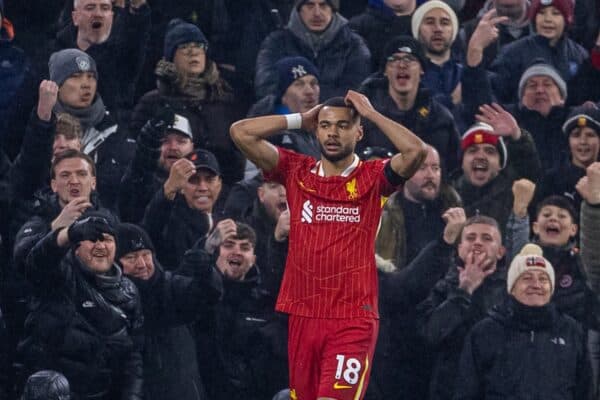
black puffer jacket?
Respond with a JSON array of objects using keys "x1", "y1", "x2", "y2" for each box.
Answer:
[
  {"x1": 132, "y1": 252, "x2": 223, "y2": 400},
  {"x1": 455, "y1": 296, "x2": 591, "y2": 400},
  {"x1": 358, "y1": 74, "x2": 461, "y2": 174},
  {"x1": 18, "y1": 230, "x2": 143, "y2": 400},
  {"x1": 255, "y1": 9, "x2": 371, "y2": 100}
]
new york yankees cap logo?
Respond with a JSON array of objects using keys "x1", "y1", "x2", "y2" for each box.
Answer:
[{"x1": 291, "y1": 65, "x2": 308, "y2": 80}]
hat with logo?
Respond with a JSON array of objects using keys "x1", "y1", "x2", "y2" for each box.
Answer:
[
  {"x1": 115, "y1": 223, "x2": 155, "y2": 260},
  {"x1": 295, "y1": 0, "x2": 339, "y2": 11},
  {"x1": 49, "y1": 48, "x2": 97, "y2": 87},
  {"x1": 411, "y1": 0, "x2": 459, "y2": 42},
  {"x1": 166, "y1": 114, "x2": 193, "y2": 139},
  {"x1": 275, "y1": 56, "x2": 320, "y2": 100},
  {"x1": 562, "y1": 105, "x2": 600, "y2": 136},
  {"x1": 529, "y1": 0, "x2": 574, "y2": 26},
  {"x1": 507, "y1": 243, "x2": 555, "y2": 294},
  {"x1": 381, "y1": 35, "x2": 427, "y2": 70},
  {"x1": 461, "y1": 122, "x2": 507, "y2": 169},
  {"x1": 163, "y1": 18, "x2": 208, "y2": 62},
  {"x1": 188, "y1": 149, "x2": 221, "y2": 175},
  {"x1": 518, "y1": 60, "x2": 567, "y2": 101}
]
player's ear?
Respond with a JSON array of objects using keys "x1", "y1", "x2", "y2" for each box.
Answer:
[{"x1": 356, "y1": 124, "x2": 364, "y2": 142}]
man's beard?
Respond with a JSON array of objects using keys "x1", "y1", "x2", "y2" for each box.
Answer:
[
  {"x1": 426, "y1": 40, "x2": 451, "y2": 56},
  {"x1": 318, "y1": 142, "x2": 355, "y2": 163}
]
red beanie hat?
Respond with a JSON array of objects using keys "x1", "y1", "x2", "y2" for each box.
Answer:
[{"x1": 529, "y1": 0, "x2": 574, "y2": 26}]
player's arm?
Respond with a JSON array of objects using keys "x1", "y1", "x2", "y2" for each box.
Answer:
[
  {"x1": 345, "y1": 91, "x2": 427, "y2": 179},
  {"x1": 230, "y1": 106, "x2": 321, "y2": 172}
]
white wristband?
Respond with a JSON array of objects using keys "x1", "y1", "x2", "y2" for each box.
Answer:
[{"x1": 285, "y1": 113, "x2": 302, "y2": 130}]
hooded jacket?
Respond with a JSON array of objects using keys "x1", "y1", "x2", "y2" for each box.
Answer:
[{"x1": 255, "y1": 8, "x2": 371, "y2": 100}]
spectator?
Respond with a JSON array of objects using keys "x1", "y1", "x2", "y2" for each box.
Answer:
[
  {"x1": 349, "y1": 0, "x2": 416, "y2": 71},
  {"x1": 486, "y1": 0, "x2": 588, "y2": 104},
  {"x1": 412, "y1": 0, "x2": 463, "y2": 110},
  {"x1": 255, "y1": 0, "x2": 371, "y2": 100},
  {"x1": 454, "y1": 244, "x2": 592, "y2": 400},
  {"x1": 47, "y1": 0, "x2": 150, "y2": 119},
  {"x1": 196, "y1": 222, "x2": 288, "y2": 400},
  {"x1": 142, "y1": 149, "x2": 224, "y2": 269},
  {"x1": 48, "y1": 49, "x2": 136, "y2": 211},
  {"x1": 18, "y1": 213, "x2": 143, "y2": 399},
  {"x1": 116, "y1": 223, "x2": 223, "y2": 400},
  {"x1": 418, "y1": 214, "x2": 507, "y2": 400},
  {"x1": 131, "y1": 18, "x2": 246, "y2": 187},
  {"x1": 539, "y1": 105, "x2": 600, "y2": 213},
  {"x1": 450, "y1": 105, "x2": 541, "y2": 232},
  {"x1": 119, "y1": 111, "x2": 195, "y2": 223},
  {"x1": 377, "y1": 145, "x2": 462, "y2": 270},
  {"x1": 458, "y1": 0, "x2": 532, "y2": 68},
  {"x1": 358, "y1": 36, "x2": 461, "y2": 173}
]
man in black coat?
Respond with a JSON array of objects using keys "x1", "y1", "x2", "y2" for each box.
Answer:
[
  {"x1": 18, "y1": 212, "x2": 144, "y2": 400},
  {"x1": 455, "y1": 244, "x2": 592, "y2": 400},
  {"x1": 116, "y1": 223, "x2": 223, "y2": 400},
  {"x1": 358, "y1": 36, "x2": 461, "y2": 174}
]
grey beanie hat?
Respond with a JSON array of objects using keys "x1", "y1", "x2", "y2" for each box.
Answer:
[
  {"x1": 518, "y1": 61, "x2": 567, "y2": 101},
  {"x1": 49, "y1": 49, "x2": 97, "y2": 86}
]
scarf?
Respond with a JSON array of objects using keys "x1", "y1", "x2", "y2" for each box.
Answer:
[
  {"x1": 154, "y1": 59, "x2": 233, "y2": 104},
  {"x1": 54, "y1": 95, "x2": 106, "y2": 132},
  {"x1": 287, "y1": 8, "x2": 347, "y2": 55}
]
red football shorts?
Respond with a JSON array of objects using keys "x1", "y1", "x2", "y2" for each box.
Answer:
[{"x1": 288, "y1": 315, "x2": 379, "y2": 400}]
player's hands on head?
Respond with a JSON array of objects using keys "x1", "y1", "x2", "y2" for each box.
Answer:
[
  {"x1": 442, "y1": 207, "x2": 466, "y2": 245},
  {"x1": 301, "y1": 104, "x2": 322, "y2": 133},
  {"x1": 344, "y1": 90, "x2": 376, "y2": 120},
  {"x1": 205, "y1": 219, "x2": 237, "y2": 254}
]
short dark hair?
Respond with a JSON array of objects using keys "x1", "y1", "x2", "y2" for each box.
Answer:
[
  {"x1": 320, "y1": 96, "x2": 360, "y2": 123},
  {"x1": 459, "y1": 214, "x2": 501, "y2": 242},
  {"x1": 536, "y1": 195, "x2": 577, "y2": 222},
  {"x1": 51, "y1": 149, "x2": 96, "y2": 178},
  {"x1": 232, "y1": 222, "x2": 257, "y2": 249}
]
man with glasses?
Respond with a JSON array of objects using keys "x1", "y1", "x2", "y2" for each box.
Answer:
[{"x1": 358, "y1": 36, "x2": 461, "y2": 174}]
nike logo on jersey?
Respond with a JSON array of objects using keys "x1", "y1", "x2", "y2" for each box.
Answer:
[{"x1": 333, "y1": 381, "x2": 353, "y2": 390}]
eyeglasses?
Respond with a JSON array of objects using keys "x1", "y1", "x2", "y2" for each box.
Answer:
[
  {"x1": 177, "y1": 42, "x2": 207, "y2": 51},
  {"x1": 386, "y1": 54, "x2": 418, "y2": 65}
]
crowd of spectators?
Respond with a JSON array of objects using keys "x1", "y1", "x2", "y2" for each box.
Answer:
[{"x1": 1, "y1": 0, "x2": 600, "y2": 399}]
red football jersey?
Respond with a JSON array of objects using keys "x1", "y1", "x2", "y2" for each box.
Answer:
[{"x1": 264, "y1": 148, "x2": 399, "y2": 319}]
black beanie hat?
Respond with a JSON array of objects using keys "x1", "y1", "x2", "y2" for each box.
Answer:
[
  {"x1": 562, "y1": 105, "x2": 600, "y2": 136},
  {"x1": 381, "y1": 35, "x2": 427, "y2": 71},
  {"x1": 295, "y1": 0, "x2": 339, "y2": 11},
  {"x1": 275, "y1": 56, "x2": 320, "y2": 100},
  {"x1": 115, "y1": 223, "x2": 155, "y2": 260},
  {"x1": 163, "y1": 18, "x2": 208, "y2": 62}
]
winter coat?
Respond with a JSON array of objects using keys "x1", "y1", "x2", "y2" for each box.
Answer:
[
  {"x1": 50, "y1": 5, "x2": 151, "y2": 117},
  {"x1": 418, "y1": 264, "x2": 508, "y2": 400},
  {"x1": 141, "y1": 187, "x2": 220, "y2": 270},
  {"x1": 368, "y1": 239, "x2": 456, "y2": 400},
  {"x1": 255, "y1": 9, "x2": 371, "y2": 100},
  {"x1": 196, "y1": 266, "x2": 288, "y2": 400},
  {"x1": 348, "y1": 4, "x2": 412, "y2": 71},
  {"x1": 489, "y1": 34, "x2": 588, "y2": 104},
  {"x1": 455, "y1": 297, "x2": 592, "y2": 400},
  {"x1": 18, "y1": 229, "x2": 143, "y2": 400},
  {"x1": 580, "y1": 201, "x2": 600, "y2": 295},
  {"x1": 450, "y1": 130, "x2": 541, "y2": 234},
  {"x1": 358, "y1": 74, "x2": 461, "y2": 174},
  {"x1": 132, "y1": 253, "x2": 223, "y2": 400},
  {"x1": 376, "y1": 184, "x2": 462, "y2": 270},
  {"x1": 130, "y1": 70, "x2": 247, "y2": 186}
]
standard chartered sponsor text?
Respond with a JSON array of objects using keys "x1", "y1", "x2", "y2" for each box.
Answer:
[{"x1": 315, "y1": 205, "x2": 361, "y2": 223}]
